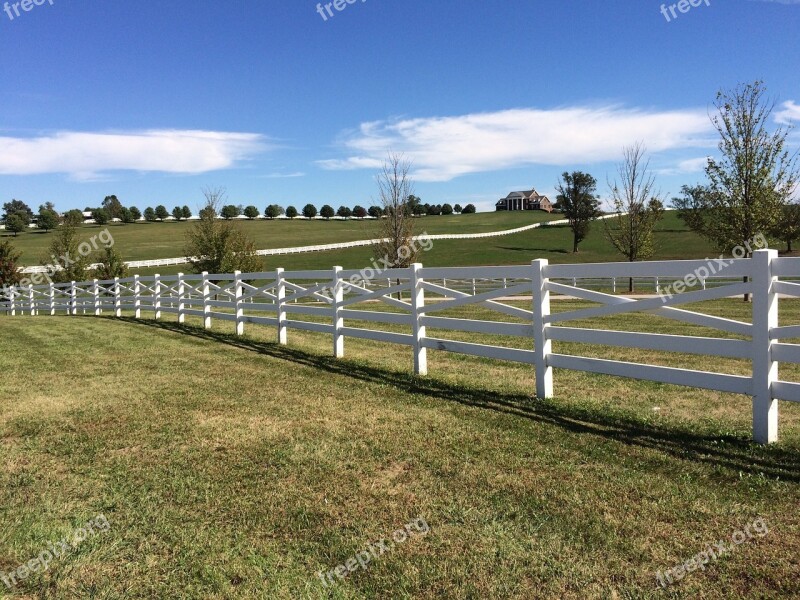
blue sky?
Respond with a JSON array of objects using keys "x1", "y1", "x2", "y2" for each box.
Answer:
[{"x1": 1, "y1": 0, "x2": 799, "y2": 213}]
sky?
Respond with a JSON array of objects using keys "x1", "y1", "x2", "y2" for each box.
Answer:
[{"x1": 1, "y1": 0, "x2": 799, "y2": 214}]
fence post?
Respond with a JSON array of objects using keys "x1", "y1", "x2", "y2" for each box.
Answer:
[
  {"x1": 28, "y1": 284, "x2": 35, "y2": 316},
  {"x1": 92, "y1": 279, "x2": 101, "y2": 316},
  {"x1": 70, "y1": 281, "x2": 77, "y2": 316},
  {"x1": 113, "y1": 277, "x2": 121, "y2": 317},
  {"x1": 333, "y1": 266, "x2": 344, "y2": 358},
  {"x1": 234, "y1": 270, "x2": 244, "y2": 336},
  {"x1": 654, "y1": 276, "x2": 659, "y2": 292},
  {"x1": 276, "y1": 268, "x2": 287, "y2": 344},
  {"x1": 153, "y1": 273, "x2": 161, "y2": 320},
  {"x1": 134, "y1": 275, "x2": 141, "y2": 319},
  {"x1": 177, "y1": 272, "x2": 185, "y2": 324},
  {"x1": 752, "y1": 249, "x2": 779, "y2": 444},
  {"x1": 532, "y1": 259, "x2": 553, "y2": 399},
  {"x1": 202, "y1": 271, "x2": 211, "y2": 329},
  {"x1": 411, "y1": 263, "x2": 427, "y2": 376},
  {"x1": 471, "y1": 279, "x2": 477, "y2": 296},
  {"x1": 10, "y1": 286, "x2": 16, "y2": 316},
  {"x1": 49, "y1": 281, "x2": 55, "y2": 315},
  {"x1": 612, "y1": 277, "x2": 616, "y2": 294}
]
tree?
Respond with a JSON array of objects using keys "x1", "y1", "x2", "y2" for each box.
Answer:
[
  {"x1": 353, "y1": 205, "x2": 367, "y2": 219},
  {"x1": 102, "y1": 195, "x2": 124, "y2": 220},
  {"x1": 244, "y1": 205, "x2": 260, "y2": 220},
  {"x1": 2, "y1": 200, "x2": 33, "y2": 223},
  {"x1": 0, "y1": 239, "x2": 22, "y2": 288},
  {"x1": 337, "y1": 205, "x2": 352, "y2": 219},
  {"x1": 44, "y1": 214, "x2": 91, "y2": 282},
  {"x1": 462, "y1": 204, "x2": 476, "y2": 214},
  {"x1": 91, "y1": 208, "x2": 110, "y2": 225},
  {"x1": 453, "y1": 204, "x2": 463, "y2": 214},
  {"x1": 286, "y1": 205, "x2": 298, "y2": 219},
  {"x1": 144, "y1": 207, "x2": 156, "y2": 222},
  {"x1": 302, "y1": 204, "x2": 317, "y2": 219},
  {"x1": 770, "y1": 202, "x2": 800, "y2": 253},
  {"x1": 441, "y1": 203, "x2": 454, "y2": 215},
  {"x1": 65, "y1": 209, "x2": 84, "y2": 224},
  {"x1": 119, "y1": 207, "x2": 134, "y2": 224},
  {"x1": 221, "y1": 205, "x2": 240, "y2": 220},
  {"x1": 604, "y1": 144, "x2": 665, "y2": 292},
  {"x1": 155, "y1": 205, "x2": 169, "y2": 221},
  {"x1": 172, "y1": 206, "x2": 183, "y2": 221},
  {"x1": 373, "y1": 154, "x2": 418, "y2": 277},
  {"x1": 185, "y1": 187, "x2": 262, "y2": 274},
  {"x1": 182, "y1": 205, "x2": 192, "y2": 220},
  {"x1": 37, "y1": 207, "x2": 59, "y2": 232},
  {"x1": 39, "y1": 202, "x2": 56, "y2": 212},
  {"x1": 368, "y1": 205, "x2": 383, "y2": 218},
  {"x1": 92, "y1": 246, "x2": 128, "y2": 280},
  {"x1": 676, "y1": 82, "x2": 798, "y2": 257},
  {"x1": 426, "y1": 204, "x2": 441, "y2": 216},
  {"x1": 320, "y1": 205, "x2": 335, "y2": 220},
  {"x1": 266, "y1": 204, "x2": 284, "y2": 219},
  {"x1": 129, "y1": 206, "x2": 142, "y2": 221},
  {"x1": 5, "y1": 213, "x2": 27, "y2": 236},
  {"x1": 556, "y1": 171, "x2": 602, "y2": 253}
]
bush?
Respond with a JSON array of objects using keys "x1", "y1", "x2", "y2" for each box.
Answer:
[
  {"x1": 186, "y1": 200, "x2": 261, "y2": 274},
  {"x1": 93, "y1": 246, "x2": 128, "y2": 280}
]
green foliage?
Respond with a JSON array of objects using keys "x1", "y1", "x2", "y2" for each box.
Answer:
[
  {"x1": 2, "y1": 199, "x2": 33, "y2": 223},
  {"x1": 172, "y1": 206, "x2": 183, "y2": 221},
  {"x1": 64, "y1": 209, "x2": 84, "y2": 226},
  {"x1": 441, "y1": 203, "x2": 454, "y2": 215},
  {"x1": 353, "y1": 205, "x2": 367, "y2": 219},
  {"x1": 129, "y1": 206, "x2": 142, "y2": 221},
  {"x1": 43, "y1": 217, "x2": 91, "y2": 283},
  {"x1": 0, "y1": 239, "x2": 22, "y2": 287},
  {"x1": 243, "y1": 205, "x2": 260, "y2": 220},
  {"x1": 5, "y1": 213, "x2": 27, "y2": 236},
  {"x1": 221, "y1": 205, "x2": 240, "y2": 220},
  {"x1": 144, "y1": 207, "x2": 156, "y2": 222},
  {"x1": 102, "y1": 195, "x2": 124, "y2": 220},
  {"x1": 320, "y1": 205, "x2": 335, "y2": 219},
  {"x1": 462, "y1": 204, "x2": 476, "y2": 214},
  {"x1": 92, "y1": 246, "x2": 129, "y2": 280},
  {"x1": 91, "y1": 208, "x2": 110, "y2": 225},
  {"x1": 120, "y1": 207, "x2": 135, "y2": 224},
  {"x1": 556, "y1": 171, "x2": 601, "y2": 253},
  {"x1": 266, "y1": 204, "x2": 284, "y2": 219},
  {"x1": 336, "y1": 205, "x2": 352, "y2": 219},
  {"x1": 368, "y1": 205, "x2": 383, "y2": 218},
  {"x1": 181, "y1": 206, "x2": 192, "y2": 220},
  {"x1": 302, "y1": 204, "x2": 317, "y2": 219},
  {"x1": 770, "y1": 202, "x2": 800, "y2": 253},
  {"x1": 37, "y1": 207, "x2": 59, "y2": 232},
  {"x1": 453, "y1": 203, "x2": 463, "y2": 214},
  {"x1": 155, "y1": 205, "x2": 169, "y2": 221}
]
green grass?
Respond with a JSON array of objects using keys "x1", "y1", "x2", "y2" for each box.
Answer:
[{"x1": 1, "y1": 299, "x2": 799, "y2": 598}]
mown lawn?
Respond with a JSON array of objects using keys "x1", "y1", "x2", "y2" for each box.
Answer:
[{"x1": 1, "y1": 300, "x2": 799, "y2": 599}]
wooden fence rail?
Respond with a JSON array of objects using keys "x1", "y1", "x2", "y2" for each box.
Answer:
[{"x1": 3, "y1": 249, "x2": 799, "y2": 444}]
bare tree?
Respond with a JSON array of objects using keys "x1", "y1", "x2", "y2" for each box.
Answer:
[{"x1": 605, "y1": 143, "x2": 665, "y2": 292}]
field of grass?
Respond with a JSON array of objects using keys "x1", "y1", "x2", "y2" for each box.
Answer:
[
  {"x1": 1, "y1": 299, "x2": 799, "y2": 598},
  {"x1": 3, "y1": 211, "x2": 559, "y2": 266}
]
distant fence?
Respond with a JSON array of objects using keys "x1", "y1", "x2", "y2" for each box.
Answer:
[{"x1": 3, "y1": 249, "x2": 798, "y2": 445}]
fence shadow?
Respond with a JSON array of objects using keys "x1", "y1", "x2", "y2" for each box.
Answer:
[{"x1": 113, "y1": 316, "x2": 800, "y2": 483}]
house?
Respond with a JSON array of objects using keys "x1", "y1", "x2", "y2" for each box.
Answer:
[{"x1": 495, "y1": 188, "x2": 553, "y2": 212}]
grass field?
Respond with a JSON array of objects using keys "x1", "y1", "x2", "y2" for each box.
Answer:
[{"x1": 1, "y1": 299, "x2": 799, "y2": 598}]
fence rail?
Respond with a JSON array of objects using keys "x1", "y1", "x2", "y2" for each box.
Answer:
[{"x1": 3, "y1": 249, "x2": 799, "y2": 445}]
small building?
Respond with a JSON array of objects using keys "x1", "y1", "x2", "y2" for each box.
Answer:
[{"x1": 495, "y1": 188, "x2": 553, "y2": 212}]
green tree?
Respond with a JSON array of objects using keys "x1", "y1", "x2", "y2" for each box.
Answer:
[
  {"x1": 144, "y1": 207, "x2": 157, "y2": 222},
  {"x1": 5, "y1": 213, "x2": 27, "y2": 236},
  {"x1": 155, "y1": 205, "x2": 169, "y2": 221},
  {"x1": 604, "y1": 144, "x2": 665, "y2": 292},
  {"x1": 462, "y1": 204, "x2": 476, "y2": 214},
  {"x1": 320, "y1": 205, "x2": 335, "y2": 220},
  {"x1": 44, "y1": 215, "x2": 91, "y2": 282},
  {"x1": 353, "y1": 205, "x2": 367, "y2": 219},
  {"x1": 102, "y1": 195, "x2": 124, "y2": 220},
  {"x1": 185, "y1": 188, "x2": 262, "y2": 274},
  {"x1": 120, "y1": 207, "x2": 135, "y2": 224},
  {"x1": 441, "y1": 203, "x2": 454, "y2": 215},
  {"x1": 92, "y1": 246, "x2": 129, "y2": 280},
  {"x1": 286, "y1": 205, "x2": 298, "y2": 219},
  {"x1": 221, "y1": 205, "x2": 240, "y2": 220},
  {"x1": 453, "y1": 203, "x2": 463, "y2": 214},
  {"x1": 0, "y1": 239, "x2": 22, "y2": 288},
  {"x1": 181, "y1": 205, "x2": 192, "y2": 220},
  {"x1": 556, "y1": 171, "x2": 601, "y2": 253},
  {"x1": 172, "y1": 206, "x2": 183, "y2": 221},
  {"x1": 336, "y1": 205, "x2": 352, "y2": 219},
  {"x1": 266, "y1": 204, "x2": 284, "y2": 219},
  {"x1": 129, "y1": 206, "x2": 142, "y2": 221},
  {"x1": 243, "y1": 205, "x2": 260, "y2": 219},
  {"x1": 37, "y1": 207, "x2": 59, "y2": 232},
  {"x1": 770, "y1": 202, "x2": 800, "y2": 253},
  {"x1": 302, "y1": 204, "x2": 317, "y2": 219},
  {"x1": 2, "y1": 200, "x2": 33, "y2": 223},
  {"x1": 368, "y1": 205, "x2": 383, "y2": 218},
  {"x1": 91, "y1": 208, "x2": 110, "y2": 225}
]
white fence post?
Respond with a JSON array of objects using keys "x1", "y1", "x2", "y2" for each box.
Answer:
[
  {"x1": 202, "y1": 271, "x2": 211, "y2": 329},
  {"x1": 177, "y1": 272, "x2": 185, "y2": 324},
  {"x1": 234, "y1": 271, "x2": 244, "y2": 336},
  {"x1": 93, "y1": 279, "x2": 101, "y2": 316},
  {"x1": 333, "y1": 266, "x2": 344, "y2": 358},
  {"x1": 10, "y1": 286, "x2": 16, "y2": 316},
  {"x1": 472, "y1": 279, "x2": 477, "y2": 296},
  {"x1": 28, "y1": 284, "x2": 35, "y2": 316},
  {"x1": 752, "y1": 249, "x2": 779, "y2": 444},
  {"x1": 49, "y1": 281, "x2": 55, "y2": 315},
  {"x1": 276, "y1": 268, "x2": 287, "y2": 345},
  {"x1": 70, "y1": 281, "x2": 77, "y2": 316},
  {"x1": 532, "y1": 259, "x2": 553, "y2": 399},
  {"x1": 411, "y1": 263, "x2": 427, "y2": 376},
  {"x1": 134, "y1": 275, "x2": 141, "y2": 319},
  {"x1": 612, "y1": 277, "x2": 616, "y2": 294},
  {"x1": 113, "y1": 277, "x2": 121, "y2": 317},
  {"x1": 153, "y1": 273, "x2": 161, "y2": 320}
]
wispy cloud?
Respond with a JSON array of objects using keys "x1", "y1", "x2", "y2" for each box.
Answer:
[
  {"x1": 316, "y1": 106, "x2": 714, "y2": 182},
  {"x1": 0, "y1": 130, "x2": 268, "y2": 180},
  {"x1": 656, "y1": 156, "x2": 710, "y2": 176},
  {"x1": 775, "y1": 100, "x2": 800, "y2": 125},
  {"x1": 258, "y1": 171, "x2": 306, "y2": 179}
]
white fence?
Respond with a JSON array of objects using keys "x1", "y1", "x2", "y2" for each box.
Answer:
[{"x1": 4, "y1": 249, "x2": 800, "y2": 445}]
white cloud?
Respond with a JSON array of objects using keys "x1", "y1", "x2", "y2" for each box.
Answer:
[
  {"x1": 656, "y1": 156, "x2": 710, "y2": 176},
  {"x1": 316, "y1": 106, "x2": 714, "y2": 182},
  {"x1": 0, "y1": 130, "x2": 268, "y2": 180},
  {"x1": 775, "y1": 100, "x2": 800, "y2": 125}
]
